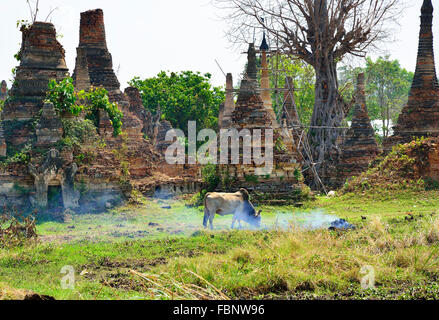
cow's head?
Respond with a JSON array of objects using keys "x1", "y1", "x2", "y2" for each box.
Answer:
[{"x1": 243, "y1": 201, "x2": 262, "y2": 228}]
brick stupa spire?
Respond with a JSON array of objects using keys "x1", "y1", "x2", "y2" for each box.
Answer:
[
  {"x1": 2, "y1": 22, "x2": 68, "y2": 147},
  {"x1": 337, "y1": 73, "x2": 380, "y2": 185},
  {"x1": 221, "y1": 43, "x2": 303, "y2": 200},
  {"x1": 73, "y1": 9, "x2": 145, "y2": 138},
  {"x1": 73, "y1": 9, "x2": 120, "y2": 93},
  {"x1": 385, "y1": 0, "x2": 439, "y2": 150},
  {"x1": 260, "y1": 33, "x2": 273, "y2": 111},
  {"x1": 219, "y1": 73, "x2": 235, "y2": 129}
]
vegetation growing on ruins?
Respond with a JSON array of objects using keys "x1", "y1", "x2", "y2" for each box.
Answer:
[
  {"x1": 343, "y1": 137, "x2": 438, "y2": 193},
  {"x1": 46, "y1": 78, "x2": 83, "y2": 116},
  {"x1": 59, "y1": 119, "x2": 105, "y2": 165},
  {"x1": 129, "y1": 71, "x2": 225, "y2": 134},
  {"x1": 201, "y1": 163, "x2": 220, "y2": 192},
  {"x1": 46, "y1": 78, "x2": 124, "y2": 137},
  {"x1": 267, "y1": 55, "x2": 315, "y2": 125},
  {"x1": 83, "y1": 87, "x2": 124, "y2": 137}
]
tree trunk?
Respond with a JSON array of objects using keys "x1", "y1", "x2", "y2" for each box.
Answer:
[{"x1": 307, "y1": 55, "x2": 345, "y2": 189}]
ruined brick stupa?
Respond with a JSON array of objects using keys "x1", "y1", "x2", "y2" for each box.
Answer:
[
  {"x1": 72, "y1": 9, "x2": 131, "y2": 137},
  {"x1": 337, "y1": 73, "x2": 380, "y2": 185},
  {"x1": 2, "y1": 22, "x2": 68, "y2": 147},
  {"x1": 220, "y1": 43, "x2": 303, "y2": 200},
  {"x1": 0, "y1": 9, "x2": 199, "y2": 212},
  {"x1": 70, "y1": 9, "x2": 199, "y2": 192},
  {"x1": 385, "y1": 0, "x2": 439, "y2": 151},
  {"x1": 0, "y1": 22, "x2": 81, "y2": 210},
  {"x1": 73, "y1": 9, "x2": 120, "y2": 93},
  {"x1": 218, "y1": 73, "x2": 235, "y2": 129}
]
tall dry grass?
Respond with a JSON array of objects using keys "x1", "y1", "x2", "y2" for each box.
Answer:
[{"x1": 133, "y1": 217, "x2": 439, "y2": 299}]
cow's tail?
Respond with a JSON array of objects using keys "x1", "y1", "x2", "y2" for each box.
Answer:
[{"x1": 203, "y1": 194, "x2": 210, "y2": 228}]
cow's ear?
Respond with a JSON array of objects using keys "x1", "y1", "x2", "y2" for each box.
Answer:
[{"x1": 257, "y1": 210, "x2": 262, "y2": 216}]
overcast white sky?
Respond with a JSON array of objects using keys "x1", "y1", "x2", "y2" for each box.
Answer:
[{"x1": 0, "y1": 0, "x2": 434, "y2": 89}]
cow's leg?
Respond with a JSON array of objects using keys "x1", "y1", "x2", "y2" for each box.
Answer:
[
  {"x1": 238, "y1": 220, "x2": 243, "y2": 229},
  {"x1": 203, "y1": 207, "x2": 210, "y2": 229},
  {"x1": 209, "y1": 214, "x2": 214, "y2": 230},
  {"x1": 232, "y1": 211, "x2": 239, "y2": 229}
]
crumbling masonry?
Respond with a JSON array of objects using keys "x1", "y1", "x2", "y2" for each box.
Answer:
[
  {"x1": 219, "y1": 43, "x2": 304, "y2": 201},
  {"x1": 3, "y1": 22, "x2": 68, "y2": 147},
  {"x1": 337, "y1": 73, "x2": 380, "y2": 186},
  {"x1": 385, "y1": 0, "x2": 439, "y2": 151},
  {"x1": 0, "y1": 9, "x2": 200, "y2": 212}
]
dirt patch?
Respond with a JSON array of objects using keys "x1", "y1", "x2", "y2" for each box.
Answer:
[
  {"x1": 82, "y1": 256, "x2": 168, "y2": 272},
  {"x1": 24, "y1": 293, "x2": 56, "y2": 301},
  {"x1": 100, "y1": 272, "x2": 144, "y2": 291},
  {"x1": 0, "y1": 284, "x2": 55, "y2": 300},
  {"x1": 230, "y1": 278, "x2": 290, "y2": 299},
  {"x1": 229, "y1": 279, "x2": 439, "y2": 300}
]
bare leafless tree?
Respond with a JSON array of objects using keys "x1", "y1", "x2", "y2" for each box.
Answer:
[
  {"x1": 26, "y1": 0, "x2": 57, "y2": 23},
  {"x1": 214, "y1": 0, "x2": 404, "y2": 188},
  {"x1": 26, "y1": 0, "x2": 40, "y2": 23}
]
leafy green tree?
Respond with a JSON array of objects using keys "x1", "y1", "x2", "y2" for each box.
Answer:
[
  {"x1": 339, "y1": 56, "x2": 413, "y2": 138},
  {"x1": 129, "y1": 71, "x2": 225, "y2": 134},
  {"x1": 365, "y1": 56, "x2": 413, "y2": 138},
  {"x1": 268, "y1": 55, "x2": 315, "y2": 126}
]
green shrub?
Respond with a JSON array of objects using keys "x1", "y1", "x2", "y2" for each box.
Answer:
[
  {"x1": 201, "y1": 164, "x2": 220, "y2": 192},
  {"x1": 189, "y1": 189, "x2": 208, "y2": 207},
  {"x1": 275, "y1": 137, "x2": 287, "y2": 152},
  {"x1": 293, "y1": 168, "x2": 304, "y2": 182},
  {"x1": 244, "y1": 174, "x2": 259, "y2": 183},
  {"x1": 5, "y1": 144, "x2": 31, "y2": 165},
  {"x1": 46, "y1": 77, "x2": 123, "y2": 137},
  {"x1": 61, "y1": 119, "x2": 99, "y2": 147},
  {"x1": 46, "y1": 78, "x2": 83, "y2": 116},
  {"x1": 424, "y1": 178, "x2": 439, "y2": 191},
  {"x1": 220, "y1": 167, "x2": 236, "y2": 191},
  {"x1": 83, "y1": 87, "x2": 124, "y2": 137}
]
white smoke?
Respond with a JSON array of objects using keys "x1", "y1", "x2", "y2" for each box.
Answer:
[{"x1": 268, "y1": 210, "x2": 340, "y2": 231}]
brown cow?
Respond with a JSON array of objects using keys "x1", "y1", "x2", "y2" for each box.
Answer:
[{"x1": 203, "y1": 189, "x2": 261, "y2": 230}]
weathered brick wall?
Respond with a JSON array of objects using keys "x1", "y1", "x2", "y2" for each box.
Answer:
[
  {"x1": 79, "y1": 9, "x2": 107, "y2": 46},
  {"x1": 426, "y1": 140, "x2": 439, "y2": 181},
  {"x1": 72, "y1": 47, "x2": 91, "y2": 91},
  {"x1": 35, "y1": 103, "x2": 63, "y2": 147}
]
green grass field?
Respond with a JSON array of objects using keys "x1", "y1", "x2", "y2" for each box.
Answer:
[{"x1": 1, "y1": 190, "x2": 439, "y2": 300}]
